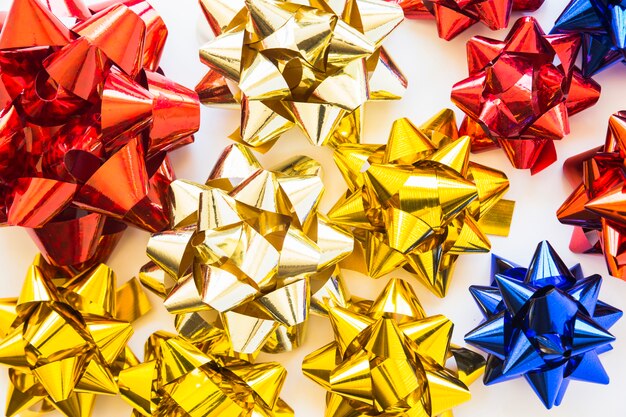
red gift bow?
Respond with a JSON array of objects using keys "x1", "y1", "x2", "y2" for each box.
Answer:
[
  {"x1": 451, "y1": 17, "x2": 601, "y2": 174},
  {"x1": 0, "y1": 0, "x2": 200, "y2": 271},
  {"x1": 558, "y1": 111, "x2": 626, "y2": 280},
  {"x1": 388, "y1": 0, "x2": 544, "y2": 39}
]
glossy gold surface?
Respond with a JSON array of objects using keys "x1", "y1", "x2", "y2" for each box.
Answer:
[
  {"x1": 196, "y1": 0, "x2": 406, "y2": 150},
  {"x1": 118, "y1": 331, "x2": 293, "y2": 416},
  {"x1": 302, "y1": 278, "x2": 485, "y2": 416},
  {"x1": 143, "y1": 144, "x2": 353, "y2": 356},
  {"x1": 0, "y1": 260, "x2": 149, "y2": 417},
  {"x1": 328, "y1": 109, "x2": 515, "y2": 297}
]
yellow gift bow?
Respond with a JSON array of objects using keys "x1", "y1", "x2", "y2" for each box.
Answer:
[
  {"x1": 0, "y1": 256, "x2": 150, "y2": 417},
  {"x1": 141, "y1": 144, "x2": 354, "y2": 357},
  {"x1": 303, "y1": 278, "x2": 485, "y2": 417},
  {"x1": 328, "y1": 109, "x2": 515, "y2": 297},
  {"x1": 196, "y1": 0, "x2": 406, "y2": 151},
  {"x1": 118, "y1": 331, "x2": 293, "y2": 417}
]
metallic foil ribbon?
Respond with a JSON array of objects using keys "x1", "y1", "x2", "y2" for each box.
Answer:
[
  {"x1": 140, "y1": 144, "x2": 354, "y2": 356},
  {"x1": 451, "y1": 16, "x2": 601, "y2": 174},
  {"x1": 387, "y1": 0, "x2": 545, "y2": 40},
  {"x1": 196, "y1": 0, "x2": 407, "y2": 151},
  {"x1": 0, "y1": 0, "x2": 200, "y2": 271},
  {"x1": 118, "y1": 331, "x2": 293, "y2": 417},
  {"x1": 553, "y1": 0, "x2": 626, "y2": 77},
  {"x1": 0, "y1": 257, "x2": 151, "y2": 417},
  {"x1": 558, "y1": 111, "x2": 626, "y2": 279},
  {"x1": 327, "y1": 109, "x2": 514, "y2": 297},
  {"x1": 302, "y1": 278, "x2": 486, "y2": 417},
  {"x1": 465, "y1": 241, "x2": 622, "y2": 409}
]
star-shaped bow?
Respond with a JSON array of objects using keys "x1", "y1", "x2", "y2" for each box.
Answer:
[
  {"x1": 0, "y1": 259, "x2": 150, "y2": 417},
  {"x1": 303, "y1": 278, "x2": 485, "y2": 417},
  {"x1": 196, "y1": 0, "x2": 406, "y2": 151},
  {"x1": 141, "y1": 144, "x2": 354, "y2": 356},
  {"x1": 0, "y1": 0, "x2": 200, "y2": 270},
  {"x1": 389, "y1": 0, "x2": 545, "y2": 40},
  {"x1": 451, "y1": 17, "x2": 601, "y2": 173},
  {"x1": 328, "y1": 109, "x2": 514, "y2": 297},
  {"x1": 118, "y1": 331, "x2": 293, "y2": 417},
  {"x1": 465, "y1": 241, "x2": 622, "y2": 409},
  {"x1": 558, "y1": 111, "x2": 626, "y2": 280},
  {"x1": 553, "y1": 0, "x2": 626, "y2": 77}
]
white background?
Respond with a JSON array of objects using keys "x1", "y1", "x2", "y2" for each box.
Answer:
[{"x1": 1, "y1": 0, "x2": 626, "y2": 415}]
